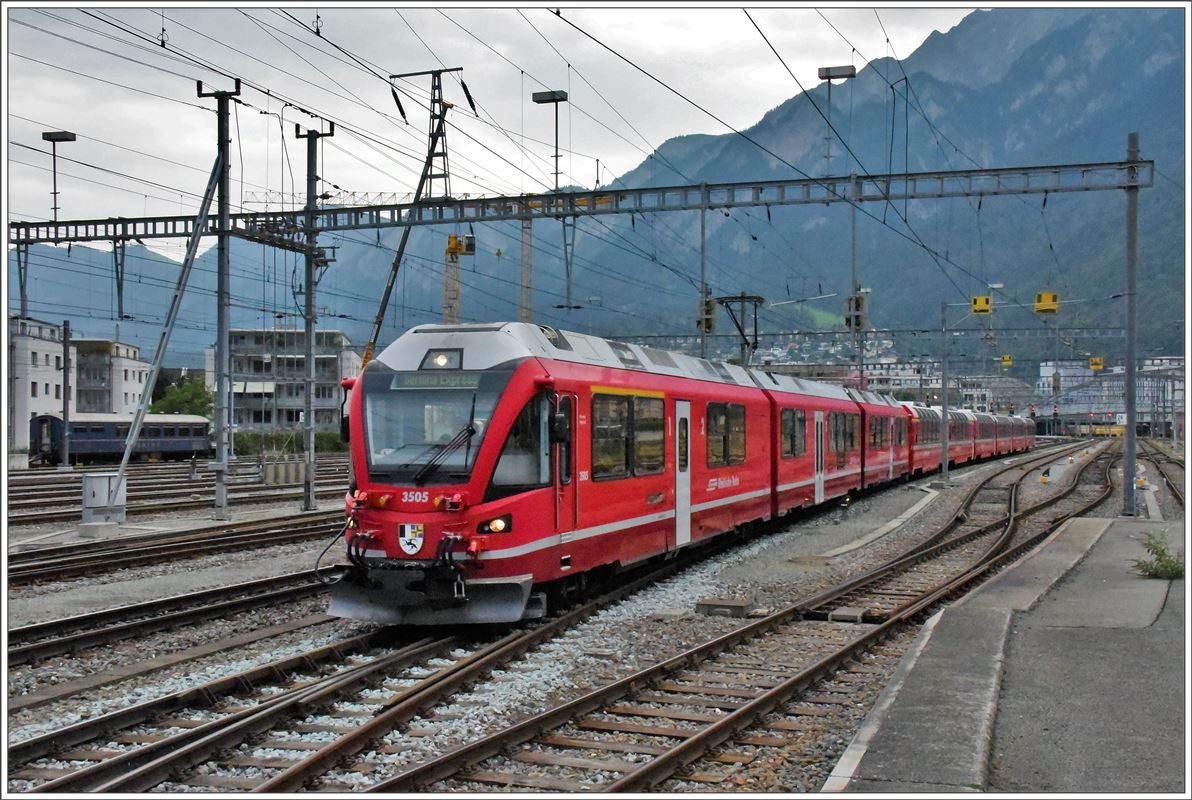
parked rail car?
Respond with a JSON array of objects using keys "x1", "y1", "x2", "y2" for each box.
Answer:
[
  {"x1": 29, "y1": 413, "x2": 212, "y2": 465},
  {"x1": 331, "y1": 322, "x2": 1031, "y2": 627},
  {"x1": 972, "y1": 411, "x2": 998, "y2": 461}
]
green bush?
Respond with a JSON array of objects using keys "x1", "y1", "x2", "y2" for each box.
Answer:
[
  {"x1": 1132, "y1": 532, "x2": 1185, "y2": 580},
  {"x1": 231, "y1": 431, "x2": 347, "y2": 456}
]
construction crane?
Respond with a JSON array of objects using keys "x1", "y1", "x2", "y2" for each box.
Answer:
[{"x1": 443, "y1": 233, "x2": 475, "y2": 323}]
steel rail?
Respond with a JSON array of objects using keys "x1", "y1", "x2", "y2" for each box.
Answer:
[
  {"x1": 8, "y1": 569, "x2": 339, "y2": 666},
  {"x1": 28, "y1": 636, "x2": 450, "y2": 794}
]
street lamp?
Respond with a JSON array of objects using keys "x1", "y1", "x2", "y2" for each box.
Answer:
[
  {"x1": 41, "y1": 130, "x2": 76, "y2": 223},
  {"x1": 532, "y1": 90, "x2": 568, "y2": 191}
]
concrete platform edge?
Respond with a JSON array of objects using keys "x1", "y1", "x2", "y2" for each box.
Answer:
[
  {"x1": 827, "y1": 515, "x2": 1116, "y2": 792},
  {"x1": 821, "y1": 609, "x2": 946, "y2": 792}
]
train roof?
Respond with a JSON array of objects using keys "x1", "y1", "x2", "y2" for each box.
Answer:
[
  {"x1": 33, "y1": 412, "x2": 210, "y2": 425},
  {"x1": 382, "y1": 322, "x2": 899, "y2": 404},
  {"x1": 389, "y1": 322, "x2": 754, "y2": 388}
]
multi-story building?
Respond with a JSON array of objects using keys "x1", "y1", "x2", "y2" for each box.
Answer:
[
  {"x1": 204, "y1": 328, "x2": 363, "y2": 432},
  {"x1": 73, "y1": 339, "x2": 151, "y2": 414},
  {"x1": 8, "y1": 315, "x2": 78, "y2": 451}
]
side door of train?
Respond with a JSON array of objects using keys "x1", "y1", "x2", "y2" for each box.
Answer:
[
  {"x1": 553, "y1": 391, "x2": 578, "y2": 535},
  {"x1": 674, "y1": 399, "x2": 692, "y2": 547},
  {"x1": 814, "y1": 410, "x2": 825, "y2": 504}
]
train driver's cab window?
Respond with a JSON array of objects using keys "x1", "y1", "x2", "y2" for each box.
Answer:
[{"x1": 491, "y1": 394, "x2": 550, "y2": 489}]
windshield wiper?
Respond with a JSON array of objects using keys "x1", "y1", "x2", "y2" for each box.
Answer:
[{"x1": 413, "y1": 393, "x2": 478, "y2": 486}]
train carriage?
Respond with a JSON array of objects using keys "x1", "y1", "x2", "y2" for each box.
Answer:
[
  {"x1": 762, "y1": 374, "x2": 861, "y2": 516},
  {"x1": 945, "y1": 408, "x2": 976, "y2": 467},
  {"x1": 973, "y1": 411, "x2": 998, "y2": 461},
  {"x1": 29, "y1": 412, "x2": 211, "y2": 465},
  {"x1": 847, "y1": 389, "x2": 911, "y2": 488},
  {"x1": 902, "y1": 402, "x2": 942, "y2": 477}
]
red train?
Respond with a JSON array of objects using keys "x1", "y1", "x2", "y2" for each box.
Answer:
[{"x1": 331, "y1": 323, "x2": 1034, "y2": 625}]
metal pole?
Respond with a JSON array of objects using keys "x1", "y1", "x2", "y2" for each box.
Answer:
[
  {"x1": 553, "y1": 102, "x2": 560, "y2": 192},
  {"x1": 699, "y1": 184, "x2": 707, "y2": 358},
  {"x1": 1122, "y1": 132, "x2": 1138, "y2": 516},
  {"x1": 851, "y1": 174, "x2": 861, "y2": 387},
  {"x1": 51, "y1": 140, "x2": 59, "y2": 223},
  {"x1": 17, "y1": 242, "x2": 28, "y2": 319},
  {"x1": 941, "y1": 301, "x2": 950, "y2": 483},
  {"x1": 61, "y1": 319, "x2": 71, "y2": 468},
  {"x1": 297, "y1": 123, "x2": 333, "y2": 512},
  {"x1": 198, "y1": 81, "x2": 242, "y2": 519}
]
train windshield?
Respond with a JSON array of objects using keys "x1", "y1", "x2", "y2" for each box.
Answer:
[{"x1": 361, "y1": 366, "x2": 514, "y2": 484}]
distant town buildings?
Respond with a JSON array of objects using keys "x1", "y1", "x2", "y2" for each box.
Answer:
[
  {"x1": 204, "y1": 328, "x2": 362, "y2": 433},
  {"x1": 8, "y1": 315, "x2": 77, "y2": 451}
]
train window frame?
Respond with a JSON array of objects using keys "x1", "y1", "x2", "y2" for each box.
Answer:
[
  {"x1": 678, "y1": 417, "x2": 689, "y2": 472},
  {"x1": 591, "y1": 394, "x2": 631, "y2": 480},
  {"x1": 780, "y1": 408, "x2": 795, "y2": 459},
  {"x1": 706, "y1": 402, "x2": 728, "y2": 467},
  {"x1": 727, "y1": 404, "x2": 746, "y2": 465},
  {"x1": 491, "y1": 393, "x2": 552, "y2": 491},
  {"x1": 632, "y1": 396, "x2": 665, "y2": 476}
]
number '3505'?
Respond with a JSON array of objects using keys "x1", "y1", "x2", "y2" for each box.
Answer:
[{"x1": 401, "y1": 490, "x2": 429, "y2": 503}]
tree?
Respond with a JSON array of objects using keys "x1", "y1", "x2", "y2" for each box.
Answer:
[{"x1": 151, "y1": 377, "x2": 213, "y2": 418}]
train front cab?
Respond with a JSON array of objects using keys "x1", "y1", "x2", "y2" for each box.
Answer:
[{"x1": 333, "y1": 323, "x2": 774, "y2": 627}]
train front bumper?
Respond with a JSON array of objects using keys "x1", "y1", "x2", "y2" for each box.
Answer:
[{"x1": 327, "y1": 563, "x2": 542, "y2": 625}]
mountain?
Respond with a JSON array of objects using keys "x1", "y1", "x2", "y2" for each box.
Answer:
[{"x1": 9, "y1": 8, "x2": 1186, "y2": 372}]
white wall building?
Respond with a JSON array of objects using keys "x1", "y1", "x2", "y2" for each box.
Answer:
[
  {"x1": 205, "y1": 328, "x2": 362, "y2": 433},
  {"x1": 8, "y1": 316, "x2": 78, "y2": 451},
  {"x1": 74, "y1": 339, "x2": 150, "y2": 415}
]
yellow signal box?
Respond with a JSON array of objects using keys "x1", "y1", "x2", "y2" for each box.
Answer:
[
  {"x1": 1089, "y1": 356, "x2": 1104, "y2": 371},
  {"x1": 1001, "y1": 354, "x2": 1013, "y2": 367},
  {"x1": 1034, "y1": 290, "x2": 1059, "y2": 314},
  {"x1": 446, "y1": 234, "x2": 464, "y2": 255},
  {"x1": 972, "y1": 295, "x2": 992, "y2": 314}
]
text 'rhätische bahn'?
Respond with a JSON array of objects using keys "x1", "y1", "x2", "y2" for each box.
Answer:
[{"x1": 329, "y1": 322, "x2": 1035, "y2": 625}]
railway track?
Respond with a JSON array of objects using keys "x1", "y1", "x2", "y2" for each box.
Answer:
[
  {"x1": 8, "y1": 570, "x2": 338, "y2": 668},
  {"x1": 1139, "y1": 439, "x2": 1184, "y2": 508},
  {"x1": 7, "y1": 512, "x2": 345, "y2": 585},
  {"x1": 5, "y1": 443, "x2": 1090, "y2": 794},
  {"x1": 6, "y1": 481, "x2": 349, "y2": 528}
]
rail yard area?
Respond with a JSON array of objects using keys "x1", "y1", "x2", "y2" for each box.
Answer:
[{"x1": 5, "y1": 439, "x2": 1184, "y2": 794}]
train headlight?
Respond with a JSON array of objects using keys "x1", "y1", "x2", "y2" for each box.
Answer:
[
  {"x1": 420, "y1": 349, "x2": 462, "y2": 370},
  {"x1": 477, "y1": 514, "x2": 511, "y2": 534}
]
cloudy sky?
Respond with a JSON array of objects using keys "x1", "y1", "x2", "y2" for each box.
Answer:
[{"x1": 5, "y1": 3, "x2": 975, "y2": 245}]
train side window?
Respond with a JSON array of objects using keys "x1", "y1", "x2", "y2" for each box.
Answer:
[
  {"x1": 678, "y1": 417, "x2": 688, "y2": 472},
  {"x1": 795, "y1": 410, "x2": 806, "y2": 456},
  {"x1": 557, "y1": 395, "x2": 573, "y2": 485},
  {"x1": 591, "y1": 394, "x2": 630, "y2": 479},
  {"x1": 780, "y1": 409, "x2": 795, "y2": 458},
  {"x1": 493, "y1": 394, "x2": 551, "y2": 487},
  {"x1": 706, "y1": 402, "x2": 727, "y2": 467},
  {"x1": 727, "y1": 404, "x2": 746, "y2": 464},
  {"x1": 632, "y1": 397, "x2": 664, "y2": 475}
]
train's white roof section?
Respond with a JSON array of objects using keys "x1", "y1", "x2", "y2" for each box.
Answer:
[
  {"x1": 381, "y1": 322, "x2": 909, "y2": 406},
  {"x1": 383, "y1": 322, "x2": 757, "y2": 388}
]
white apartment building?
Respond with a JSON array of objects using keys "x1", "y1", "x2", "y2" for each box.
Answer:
[
  {"x1": 205, "y1": 328, "x2": 363, "y2": 433},
  {"x1": 8, "y1": 316, "x2": 78, "y2": 451},
  {"x1": 74, "y1": 339, "x2": 151, "y2": 415}
]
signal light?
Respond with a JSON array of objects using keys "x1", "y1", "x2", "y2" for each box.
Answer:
[{"x1": 477, "y1": 514, "x2": 512, "y2": 534}]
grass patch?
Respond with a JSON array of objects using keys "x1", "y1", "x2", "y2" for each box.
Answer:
[{"x1": 1132, "y1": 532, "x2": 1185, "y2": 580}]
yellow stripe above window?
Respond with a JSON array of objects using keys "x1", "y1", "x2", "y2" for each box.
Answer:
[{"x1": 591, "y1": 386, "x2": 665, "y2": 399}]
